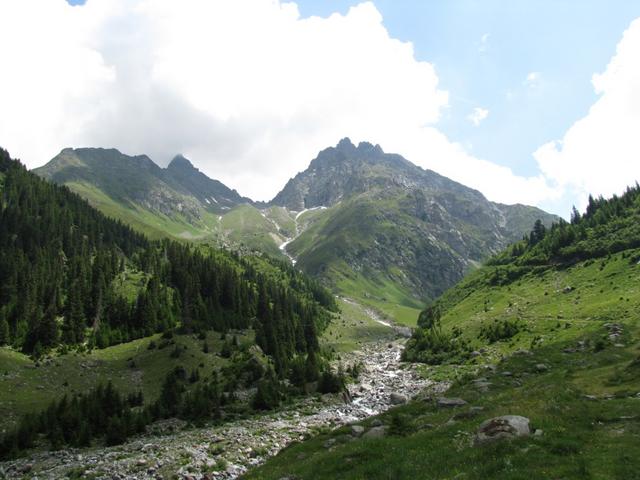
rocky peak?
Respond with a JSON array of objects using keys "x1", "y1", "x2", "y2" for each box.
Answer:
[{"x1": 167, "y1": 154, "x2": 196, "y2": 171}]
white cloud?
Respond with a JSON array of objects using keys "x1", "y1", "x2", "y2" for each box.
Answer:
[
  {"x1": 534, "y1": 17, "x2": 640, "y2": 211},
  {"x1": 0, "y1": 0, "x2": 555, "y2": 208},
  {"x1": 524, "y1": 71, "x2": 541, "y2": 88},
  {"x1": 479, "y1": 33, "x2": 490, "y2": 53},
  {"x1": 467, "y1": 107, "x2": 489, "y2": 126}
]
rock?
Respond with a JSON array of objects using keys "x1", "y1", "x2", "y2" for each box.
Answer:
[
  {"x1": 323, "y1": 438, "x2": 337, "y2": 448},
  {"x1": 389, "y1": 392, "x2": 408, "y2": 405},
  {"x1": 534, "y1": 429, "x2": 543, "y2": 437},
  {"x1": 454, "y1": 406, "x2": 484, "y2": 420},
  {"x1": 475, "y1": 415, "x2": 531, "y2": 444},
  {"x1": 472, "y1": 380, "x2": 492, "y2": 391},
  {"x1": 350, "y1": 425, "x2": 365, "y2": 437},
  {"x1": 371, "y1": 419, "x2": 384, "y2": 427},
  {"x1": 362, "y1": 426, "x2": 386, "y2": 439},
  {"x1": 501, "y1": 371, "x2": 513, "y2": 377},
  {"x1": 563, "y1": 286, "x2": 573, "y2": 293},
  {"x1": 470, "y1": 351, "x2": 481, "y2": 358},
  {"x1": 535, "y1": 363, "x2": 549, "y2": 372},
  {"x1": 513, "y1": 349, "x2": 532, "y2": 356},
  {"x1": 437, "y1": 397, "x2": 467, "y2": 408}
]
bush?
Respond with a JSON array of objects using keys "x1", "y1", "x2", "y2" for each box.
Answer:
[{"x1": 479, "y1": 319, "x2": 523, "y2": 343}]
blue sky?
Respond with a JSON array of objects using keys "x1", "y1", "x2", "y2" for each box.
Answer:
[
  {"x1": 6, "y1": 0, "x2": 638, "y2": 215},
  {"x1": 294, "y1": 0, "x2": 640, "y2": 179}
]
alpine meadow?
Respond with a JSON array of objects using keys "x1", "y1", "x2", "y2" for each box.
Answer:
[{"x1": 1, "y1": 1, "x2": 640, "y2": 479}]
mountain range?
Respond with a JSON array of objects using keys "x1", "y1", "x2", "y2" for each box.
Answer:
[{"x1": 34, "y1": 139, "x2": 557, "y2": 321}]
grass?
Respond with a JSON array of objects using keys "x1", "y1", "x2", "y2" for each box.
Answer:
[
  {"x1": 220, "y1": 204, "x2": 284, "y2": 256},
  {"x1": 0, "y1": 331, "x2": 249, "y2": 430},
  {"x1": 332, "y1": 265, "x2": 423, "y2": 327},
  {"x1": 321, "y1": 299, "x2": 394, "y2": 353},
  {"x1": 67, "y1": 181, "x2": 219, "y2": 241},
  {"x1": 243, "y1": 250, "x2": 640, "y2": 480}
]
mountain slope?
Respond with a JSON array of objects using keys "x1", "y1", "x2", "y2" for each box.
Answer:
[
  {"x1": 34, "y1": 142, "x2": 558, "y2": 325},
  {"x1": 166, "y1": 154, "x2": 252, "y2": 211},
  {"x1": 274, "y1": 139, "x2": 558, "y2": 321},
  {"x1": 0, "y1": 147, "x2": 339, "y2": 458},
  {"x1": 247, "y1": 186, "x2": 640, "y2": 480}
]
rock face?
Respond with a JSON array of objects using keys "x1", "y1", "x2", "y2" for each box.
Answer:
[{"x1": 475, "y1": 415, "x2": 531, "y2": 444}]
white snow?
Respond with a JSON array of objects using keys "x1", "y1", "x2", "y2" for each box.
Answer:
[{"x1": 295, "y1": 205, "x2": 327, "y2": 220}]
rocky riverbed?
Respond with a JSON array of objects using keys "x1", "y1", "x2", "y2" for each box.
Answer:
[{"x1": 1, "y1": 338, "x2": 445, "y2": 480}]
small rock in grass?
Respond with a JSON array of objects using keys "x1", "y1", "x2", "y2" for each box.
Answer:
[
  {"x1": 437, "y1": 397, "x2": 467, "y2": 408},
  {"x1": 535, "y1": 363, "x2": 549, "y2": 372},
  {"x1": 389, "y1": 392, "x2": 408, "y2": 405},
  {"x1": 363, "y1": 426, "x2": 386, "y2": 439},
  {"x1": 323, "y1": 438, "x2": 336, "y2": 448},
  {"x1": 475, "y1": 415, "x2": 531, "y2": 444}
]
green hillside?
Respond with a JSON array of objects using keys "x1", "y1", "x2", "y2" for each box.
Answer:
[
  {"x1": 0, "y1": 148, "x2": 340, "y2": 459},
  {"x1": 276, "y1": 139, "x2": 558, "y2": 323},
  {"x1": 245, "y1": 187, "x2": 640, "y2": 479}
]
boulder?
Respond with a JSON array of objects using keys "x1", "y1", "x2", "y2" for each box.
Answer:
[
  {"x1": 389, "y1": 392, "x2": 408, "y2": 405},
  {"x1": 475, "y1": 415, "x2": 530, "y2": 444},
  {"x1": 350, "y1": 425, "x2": 365, "y2": 437},
  {"x1": 437, "y1": 397, "x2": 467, "y2": 408},
  {"x1": 363, "y1": 426, "x2": 386, "y2": 439}
]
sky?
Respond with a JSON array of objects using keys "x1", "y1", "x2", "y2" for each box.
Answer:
[{"x1": 1, "y1": 1, "x2": 640, "y2": 217}]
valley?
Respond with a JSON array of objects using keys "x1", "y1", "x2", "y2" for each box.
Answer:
[
  {"x1": 2, "y1": 141, "x2": 638, "y2": 479},
  {"x1": 0, "y1": 300, "x2": 437, "y2": 480}
]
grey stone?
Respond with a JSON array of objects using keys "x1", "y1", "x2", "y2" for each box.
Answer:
[
  {"x1": 437, "y1": 397, "x2": 467, "y2": 408},
  {"x1": 350, "y1": 425, "x2": 365, "y2": 437},
  {"x1": 371, "y1": 419, "x2": 384, "y2": 427},
  {"x1": 389, "y1": 392, "x2": 408, "y2": 405},
  {"x1": 363, "y1": 426, "x2": 387, "y2": 439},
  {"x1": 323, "y1": 438, "x2": 336, "y2": 448},
  {"x1": 475, "y1": 415, "x2": 531, "y2": 444},
  {"x1": 535, "y1": 363, "x2": 549, "y2": 372}
]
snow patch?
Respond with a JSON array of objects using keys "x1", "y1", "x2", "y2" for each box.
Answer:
[{"x1": 295, "y1": 205, "x2": 327, "y2": 220}]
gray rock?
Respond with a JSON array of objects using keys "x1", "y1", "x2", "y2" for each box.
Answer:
[
  {"x1": 475, "y1": 415, "x2": 531, "y2": 444},
  {"x1": 350, "y1": 425, "x2": 365, "y2": 437},
  {"x1": 513, "y1": 349, "x2": 532, "y2": 356},
  {"x1": 389, "y1": 392, "x2": 408, "y2": 405},
  {"x1": 363, "y1": 426, "x2": 387, "y2": 439},
  {"x1": 535, "y1": 363, "x2": 549, "y2": 372},
  {"x1": 371, "y1": 419, "x2": 384, "y2": 427},
  {"x1": 437, "y1": 397, "x2": 467, "y2": 408},
  {"x1": 323, "y1": 438, "x2": 337, "y2": 448}
]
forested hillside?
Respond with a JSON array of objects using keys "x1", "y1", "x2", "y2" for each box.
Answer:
[
  {"x1": 0, "y1": 148, "x2": 334, "y2": 362},
  {"x1": 0, "y1": 148, "x2": 341, "y2": 459}
]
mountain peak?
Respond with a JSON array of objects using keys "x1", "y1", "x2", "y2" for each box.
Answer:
[
  {"x1": 336, "y1": 137, "x2": 356, "y2": 152},
  {"x1": 357, "y1": 141, "x2": 384, "y2": 155},
  {"x1": 168, "y1": 154, "x2": 196, "y2": 170}
]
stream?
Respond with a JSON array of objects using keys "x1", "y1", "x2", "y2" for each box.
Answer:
[{"x1": 1, "y1": 320, "x2": 441, "y2": 480}]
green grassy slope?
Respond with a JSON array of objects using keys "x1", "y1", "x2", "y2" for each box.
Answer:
[
  {"x1": 245, "y1": 188, "x2": 640, "y2": 479},
  {"x1": 244, "y1": 250, "x2": 640, "y2": 480},
  {"x1": 0, "y1": 331, "x2": 249, "y2": 430},
  {"x1": 67, "y1": 181, "x2": 220, "y2": 240},
  {"x1": 220, "y1": 204, "x2": 285, "y2": 256}
]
